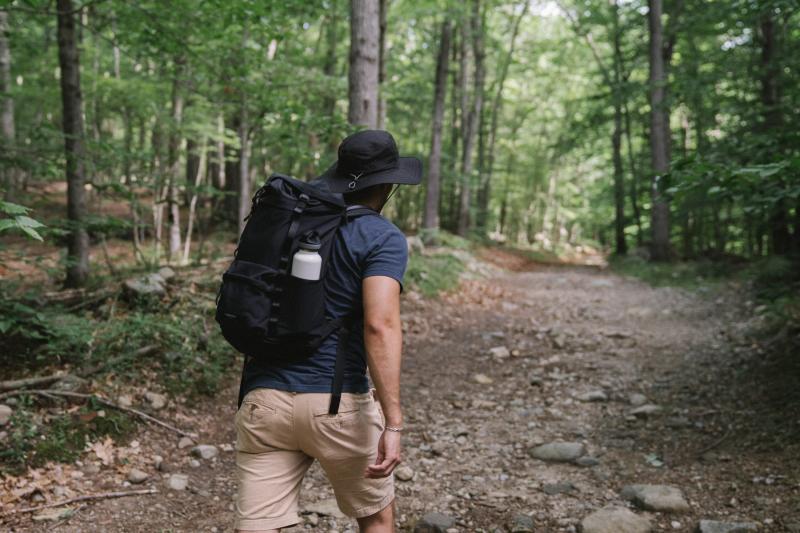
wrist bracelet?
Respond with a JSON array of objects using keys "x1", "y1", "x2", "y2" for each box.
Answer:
[{"x1": 385, "y1": 425, "x2": 404, "y2": 433}]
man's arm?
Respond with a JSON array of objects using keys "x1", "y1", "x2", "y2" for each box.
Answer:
[{"x1": 362, "y1": 275, "x2": 403, "y2": 478}]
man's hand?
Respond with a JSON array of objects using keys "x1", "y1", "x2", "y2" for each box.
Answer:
[{"x1": 365, "y1": 430, "x2": 402, "y2": 478}]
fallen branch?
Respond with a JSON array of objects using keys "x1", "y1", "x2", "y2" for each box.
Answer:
[
  {"x1": 0, "y1": 389, "x2": 197, "y2": 439},
  {"x1": 77, "y1": 344, "x2": 159, "y2": 378},
  {"x1": 1, "y1": 489, "x2": 158, "y2": 517},
  {"x1": 695, "y1": 426, "x2": 733, "y2": 458},
  {"x1": 0, "y1": 374, "x2": 65, "y2": 392}
]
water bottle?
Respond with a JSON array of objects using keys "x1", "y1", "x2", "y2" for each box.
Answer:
[{"x1": 291, "y1": 233, "x2": 322, "y2": 281}]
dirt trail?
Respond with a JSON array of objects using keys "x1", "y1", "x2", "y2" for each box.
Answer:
[{"x1": 9, "y1": 261, "x2": 799, "y2": 532}]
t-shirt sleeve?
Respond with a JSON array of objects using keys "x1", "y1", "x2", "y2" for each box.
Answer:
[{"x1": 363, "y1": 228, "x2": 408, "y2": 292}]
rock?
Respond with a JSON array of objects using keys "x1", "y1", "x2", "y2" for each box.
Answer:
[
  {"x1": 32, "y1": 507, "x2": 72, "y2": 522},
  {"x1": 157, "y1": 266, "x2": 176, "y2": 282},
  {"x1": 543, "y1": 481, "x2": 577, "y2": 495},
  {"x1": 473, "y1": 373, "x2": 494, "y2": 385},
  {"x1": 575, "y1": 456, "x2": 601, "y2": 467},
  {"x1": 395, "y1": 465, "x2": 415, "y2": 481},
  {"x1": 0, "y1": 431, "x2": 7, "y2": 441},
  {"x1": 621, "y1": 484, "x2": 690, "y2": 513},
  {"x1": 577, "y1": 390, "x2": 608, "y2": 402},
  {"x1": 144, "y1": 392, "x2": 167, "y2": 410},
  {"x1": 630, "y1": 404, "x2": 663, "y2": 418},
  {"x1": 510, "y1": 513, "x2": 535, "y2": 533},
  {"x1": 581, "y1": 506, "x2": 652, "y2": 533},
  {"x1": 407, "y1": 236, "x2": 425, "y2": 254},
  {"x1": 489, "y1": 346, "x2": 510, "y2": 359},
  {"x1": 528, "y1": 441, "x2": 586, "y2": 463},
  {"x1": 430, "y1": 441, "x2": 448, "y2": 456},
  {"x1": 304, "y1": 498, "x2": 346, "y2": 519},
  {"x1": 191, "y1": 444, "x2": 219, "y2": 460},
  {"x1": 50, "y1": 375, "x2": 88, "y2": 392},
  {"x1": 221, "y1": 443, "x2": 234, "y2": 452},
  {"x1": 306, "y1": 513, "x2": 320, "y2": 526},
  {"x1": 0, "y1": 404, "x2": 12, "y2": 426},
  {"x1": 117, "y1": 395, "x2": 133, "y2": 408},
  {"x1": 629, "y1": 393, "x2": 648, "y2": 406},
  {"x1": 127, "y1": 469, "x2": 149, "y2": 484},
  {"x1": 167, "y1": 473, "x2": 189, "y2": 491},
  {"x1": 529, "y1": 376, "x2": 544, "y2": 387},
  {"x1": 189, "y1": 459, "x2": 201, "y2": 468},
  {"x1": 177, "y1": 436, "x2": 195, "y2": 449},
  {"x1": 696, "y1": 520, "x2": 759, "y2": 533},
  {"x1": 152, "y1": 455, "x2": 165, "y2": 471},
  {"x1": 123, "y1": 273, "x2": 167, "y2": 298},
  {"x1": 414, "y1": 512, "x2": 456, "y2": 533},
  {"x1": 590, "y1": 279, "x2": 614, "y2": 288}
]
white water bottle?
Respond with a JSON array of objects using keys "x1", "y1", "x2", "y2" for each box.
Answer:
[{"x1": 291, "y1": 234, "x2": 322, "y2": 281}]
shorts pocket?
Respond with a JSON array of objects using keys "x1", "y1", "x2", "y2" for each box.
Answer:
[{"x1": 235, "y1": 396, "x2": 278, "y2": 453}]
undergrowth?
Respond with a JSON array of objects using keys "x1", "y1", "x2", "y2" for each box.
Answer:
[
  {"x1": 1, "y1": 396, "x2": 136, "y2": 475},
  {"x1": 406, "y1": 251, "x2": 466, "y2": 297}
]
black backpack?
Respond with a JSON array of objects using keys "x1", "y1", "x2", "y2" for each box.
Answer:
[{"x1": 215, "y1": 173, "x2": 376, "y2": 414}]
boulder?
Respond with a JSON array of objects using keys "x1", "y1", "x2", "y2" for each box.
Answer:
[
  {"x1": 414, "y1": 512, "x2": 456, "y2": 533},
  {"x1": 123, "y1": 273, "x2": 167, "y2": 298},
  {"x1": 621, "y1": 484, "x2": 690, "y2": 513},
  {"x1": 157, "y1": 266, "x2": 177, "y2": 282},
  {"x1": 528, "y1": 441, "x2": 586, "y2": 463},
  {"x1": 407, "y1": 236, "x2": 425, "y2": 255},
  {"x1": 581, "y1": 506, "x2": 651, "y2": 533},
  {"x1": 0, "y1": 404, "x2": 12, "y2": 426}
]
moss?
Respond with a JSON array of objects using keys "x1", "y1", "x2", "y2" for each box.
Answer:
[{"x1": 406, "y1": 251, "x2": 466, "y2": 297}]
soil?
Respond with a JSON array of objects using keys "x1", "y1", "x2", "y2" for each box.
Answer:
[{"x1": 3, "y1": 253, "x2": 799, "y2": 532}]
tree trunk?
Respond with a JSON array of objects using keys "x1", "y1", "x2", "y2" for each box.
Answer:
[
  {"x1": 377, "y1": 0, "x2": 389, "y2": 129},
  {"x1": 623, "y1": 100, "x2": 643, "y2": 247},
  {"x1": 0, "y1": 10, "x2": 18, "y2": 200},
  {"x1": 237, "y1": 100, "x2": 250, "y2": 236},
  {"x1": 611, "y1": 1, "x2": 627, "y2": 255},
  {"x1": 647, "y1": 0, "x2": 671, "y2": 261},
  {"x1": 423, "y1": 20, "x2": 451, "y2": 232},
  {"x1": 322, "y1": 0, "x2": 340, "y2": 150},
  {"x1": 57, "y1": 0, "x2": 90, "y2": 287},
  {"x1": 759, "y1": 13, "x2": 790, "y2": 255},
  {"x1": 457, "y1": 0, "x2": 485, "y2": 237},
  {"x1": 166, "y1": 61, "x2": 184, "y2": 263},
  {"x1": 348, "y1": 0, "x2": 380, "y2": 128},
  {"x1": 476, "y1": 1, "x2": 528, "y2": 231}
]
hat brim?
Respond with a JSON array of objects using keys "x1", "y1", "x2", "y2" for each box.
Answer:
[{"x1": 321, "y1": 157, "x2": 423, "y2": 193}]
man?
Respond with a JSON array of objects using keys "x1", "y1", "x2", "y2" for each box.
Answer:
[{"x1": 234, "y1": 130, "x2": 422, "y2": 532}]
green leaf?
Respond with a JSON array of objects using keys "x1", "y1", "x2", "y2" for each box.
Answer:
[
  {"x1": 0, "y1": 201, "x2": 30, "y2": 216},
  {"x1": 20, "y1": 225, "x2": 44, "y2": 242},
  {"x1": 16, "y1": 216, "x2": 45, "y2": 229}
]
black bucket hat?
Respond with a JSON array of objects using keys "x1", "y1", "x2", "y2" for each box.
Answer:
[{"x1": 321, "y1": 130, "x2": 423, "y2": 193}]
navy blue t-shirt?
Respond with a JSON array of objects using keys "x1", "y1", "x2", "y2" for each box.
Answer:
[{"x1": 238, "y1": 208, "x2": 408, "y2": 397}]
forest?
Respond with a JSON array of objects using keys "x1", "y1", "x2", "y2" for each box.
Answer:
[{"x1": 0, "y1": 0, "x2": 799, "y2": 531}]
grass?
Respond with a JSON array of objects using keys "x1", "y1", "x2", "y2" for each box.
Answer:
[
  {"x1": 608, "y1": 254, "x2": 740, "y2": 290},
  {"x1": 406, "y1": 249, "x2": 467, "y2": 297}
]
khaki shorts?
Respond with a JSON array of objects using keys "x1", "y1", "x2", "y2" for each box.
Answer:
[{"x1": 234, "y1": 388, "x2": 394, "y2": 531}]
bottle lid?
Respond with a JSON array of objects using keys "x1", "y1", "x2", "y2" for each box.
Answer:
[{"x1": 298, "y1": 232, "x2": 322, "y2": 251}]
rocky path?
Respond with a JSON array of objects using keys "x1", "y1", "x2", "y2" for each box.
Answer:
[{"x1": 9, "y1": 261, "x2": 799, "y2": 532}]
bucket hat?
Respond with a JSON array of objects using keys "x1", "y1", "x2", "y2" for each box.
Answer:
[{"x1": 321, "y1": 130, "x2": 422, "y2": 193}]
